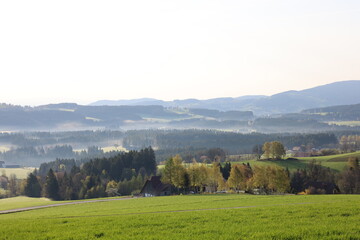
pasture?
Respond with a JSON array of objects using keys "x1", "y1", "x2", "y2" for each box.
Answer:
[
  {"x1": 0, "y1": 196, "x2": 55, "y2": 211},
  {"x1": 0, "y1": 168, "x2": 35, "y2": 179},
  {"x1": 1, "y1": 194, "x2": 359, "y2": 239},
  {"x1": 229, "y1": 151, "x2": 360, "y2": 172}
]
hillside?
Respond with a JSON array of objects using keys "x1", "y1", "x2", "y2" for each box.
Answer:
[
  {"x1": 302, "y1": 103, "x2": 360, "y2": 121},
  {"x1": 91, "y1": 80, "x2": 360, "y2": 115},
  {"x1": 0, "y1": 103, "x2": 253, "y2": 131},
  {"x1": 1, "y1": 81, "x2": 360, "y2": 132},
  {"x1": 232, "y1": 151, "x2": 360, "y2": 172}
]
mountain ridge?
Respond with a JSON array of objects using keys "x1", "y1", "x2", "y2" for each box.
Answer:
[{"x1": 90, "y1": 80, "x2": 360, "y2": 115}]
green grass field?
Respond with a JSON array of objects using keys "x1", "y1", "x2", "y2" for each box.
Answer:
[
  {"x1": 0, "y1": 196, "x2": 55, "y2": 211},
  {"x1": 1, "y1": 194, "x2": 359, "y2": 239},
  {"x1": 230, "y1": 151, "x2": 360, "y2": 172}
]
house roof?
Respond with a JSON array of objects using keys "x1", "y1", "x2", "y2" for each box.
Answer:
[{"x1": 140, "y1": 176, "x2": 171, "y2": 194}]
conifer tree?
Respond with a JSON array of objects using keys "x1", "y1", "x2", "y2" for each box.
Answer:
[
  {"x1": 24, "y1": 173, "x2": 41, "y2": 197},
  {"x1": 44, "y1": 169, "x2": 60, "y2": 200}
]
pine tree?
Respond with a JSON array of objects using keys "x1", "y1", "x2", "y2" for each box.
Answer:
[
  {"x1": 24, "y1": 173, "x2": 41, "y2": 197},
  {"x1": 44, "y1": 169, "x2": 60, "y2": 200}
]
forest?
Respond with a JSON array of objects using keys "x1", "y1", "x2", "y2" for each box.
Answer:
[{"x1": 0, "y1": 147, "x2": 156, "y2": 200}]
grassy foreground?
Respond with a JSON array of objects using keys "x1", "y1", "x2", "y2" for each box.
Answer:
[{"x1": 1, "y1": 194, "x2": 360, "y2": 239}]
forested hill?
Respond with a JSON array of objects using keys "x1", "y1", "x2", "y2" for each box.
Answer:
[
  {"x1": 301, "y1": 103, "x2": 360, "y2": 121},
  {"x1": 91, "y1": 80, "x2": 360, "y2": 115},
  {"x1": 0, "y1": 103, "x2": 253, "y2": 131}
]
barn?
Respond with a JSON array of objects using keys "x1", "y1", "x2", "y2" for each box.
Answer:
[{"x1": 140, "y1": 176, "x2": 171, "y2": 197}]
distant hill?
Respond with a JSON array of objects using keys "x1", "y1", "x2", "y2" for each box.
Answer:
[
  {"x1": 0, "y1": 103, "x2": 254, "y2": 131},
  {"x1": 92, "y1": 98, "x2": 165, "y2": 106},
  {"x1": 90, "y1": 80, "x2": 360, "y2": 115},
  {"x1": 300, "y1": 103, "x2": 360, "y2": 121}
]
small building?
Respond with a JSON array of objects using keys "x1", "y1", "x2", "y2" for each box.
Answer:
[{"x1": 140, "y1": 176, "x2": 172, "y2": 197}]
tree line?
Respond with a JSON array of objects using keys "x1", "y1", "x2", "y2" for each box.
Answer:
[
  {"x1": 0, "y1": 147, "x2": 156, "y2": 200},
  {"x1": 123, "y1": 129, "x2": 338, "y2": 157},
  {"x1": 161, "y1": 155, "x2": 360, "y2": 195},
  {"x1": 161, "y1": 155, "x2": 290, "y2": 194},
  {"x1": 0, "y1": 145, "x2": 124, "y2": 167},
  {"x1": 1, "y1": 146, "x2": 360, "y2": 200}
]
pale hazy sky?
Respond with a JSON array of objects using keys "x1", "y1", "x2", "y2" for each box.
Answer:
[{"x1": 1, "y1": 0, "x2": 359, "y2": 105}]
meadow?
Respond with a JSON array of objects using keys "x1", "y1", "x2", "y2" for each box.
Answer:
[
  {"x1": 229, "y1": 151, "x2": 360, "y2": 172},
  {"x1": 1, "y1": 194, "x2": 359, "y2": 239},
  {"x1": 0, "y1": 196, "x2": 55, "y2": 211},
  {"x1": 0, "y1": 168, "x2": 35, "y2": 179}
]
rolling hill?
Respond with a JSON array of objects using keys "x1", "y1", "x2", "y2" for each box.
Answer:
[{"x1": 91, "y1": 80, "x2": 360, "y2": 115}]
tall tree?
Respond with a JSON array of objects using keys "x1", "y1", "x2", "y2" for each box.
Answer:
[
  {"x1": 262, "y1": 141, "x2": 286, "y2": 160},
  {"x1": 44, "y1": 169, "x2": 60, "y2": 200},
  {"x1": 338, "y1": 157, "x2": 360, "y2": 194},
  {"x1": 8, "y1": 174, "x2": 18, "y2": 197},
  {"x1": 271, "y1": 141, "x2": 286, "y2": 159},
  {"x1": 262, "y1": 142, "x2": 271, "y2": 159},
  {"x1": 162, "y1": 155, "x2": 187, "y2": 190},
  {"x1": 227, "y1": 164, "x2": 244, "y2": 191},
  {"x1": 267, "y1": 166, "x2": 290, "y2": 193},
  {"x1": 162, "y1": 157, "x2": 175, "y2": 185},
  {"x1": 220, "y1": 162, "x2": 231, "y2": 180},
  {"x1": 252, "y1": 144, "x2": 264, "y2": 160},
  {"x1": 206, "y1": 162, "x2": 223, "y2": 192},
  {"x1": 24, "y1": 173, "x2": 42, "y2": 197}
]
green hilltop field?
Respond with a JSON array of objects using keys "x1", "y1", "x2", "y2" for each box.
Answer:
[
  {"x1": 1, "y1": 194, "x2": 360, "y2": 239},
  {"x1": 230, "y1": 151, "x2": 360, "y2": 172}
]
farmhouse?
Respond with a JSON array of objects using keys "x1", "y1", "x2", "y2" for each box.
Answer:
[{"x1": 140, "y1": 176, "x2": 171, "y2": 197}]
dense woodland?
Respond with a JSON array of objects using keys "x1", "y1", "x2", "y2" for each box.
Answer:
[
  {"x1": 0, "y1": 145, "x2": 124, "y2": 167},
  {"x1": 0, "y1": 148, "x2": 156, "y2": 199},
  {"x1": 123, "y1": 130, "x2": 339, "y2": 161}
]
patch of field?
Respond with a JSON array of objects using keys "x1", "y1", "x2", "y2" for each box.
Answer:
[
  {"x1": 0, "y1": 196, "x2": 130, "y2": 212},
  {"x1": 327, "y1": 121, "x2": 360, "y2": 127},
  {"x1": 229, "y1": 152, "x2": 360, "y2": 172},
  {"x1": 0, "y1": 196, "x2": 54, "y2": 211},
  {"x1": 0, "y1": 194, "x2": 360, "y2": 239},
  {"x1": 74, "y1": 146, "x2": 128, "y2": 153},
  {"x1": 0, "y1": 168, "x2": 35, "y2": 179},
  {"x1": 58, "y1": 108, "x2": 75, "y2": 112},
  {"x1": 0, "y1": 146, "x2": 10, "y2": 152},
  {"x1": 297, "y1": 151, "x2": 360, "y2": 171},
  {"x1": 101, "y1": 146, "x2": 128, "y2": 152},
  {"x1": 85, "y1": 116, "x2": 102, "y2": 122},
  {"x1": 143, "y1": 117, "x2": 171, "y2": 123},
  {"x1": 230, "y1": 159, "x2": 308, "y2": 172}
]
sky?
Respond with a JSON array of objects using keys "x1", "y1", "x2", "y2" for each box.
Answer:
[{"x1": 0, "y1": 0, "x2": 360, "y2": 106}]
